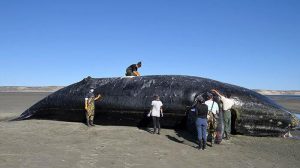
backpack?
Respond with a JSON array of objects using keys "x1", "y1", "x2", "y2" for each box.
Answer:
[{"x1": 207, "y1": 102, "x2": 217, "y2": 131}]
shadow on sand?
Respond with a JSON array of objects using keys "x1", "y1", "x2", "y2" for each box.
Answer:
[
  {"x1": 138, "y1": 126, "x2": 199, "y2": 148},
  {"x1": 138, "y1": 126, "x2": 155, "y2": 134}
]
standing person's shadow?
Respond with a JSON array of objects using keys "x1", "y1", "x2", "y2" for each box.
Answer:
[
  {"x1": 137, "y1": 112, "x2": 153, "y2": 133},
  {"x1": 137, "y1": 111, "x2": 199, "y2": 148},
  {"x1": 165, "y1": 111, "x2": 198, "y2": 148},
  {"x1": 165, "y1": 129, "x2": 198, "y2": 148}
]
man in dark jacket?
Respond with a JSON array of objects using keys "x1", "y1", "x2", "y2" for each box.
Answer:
[{"x1": 125, "y1": 61, "x2": 142, "y2": 76}]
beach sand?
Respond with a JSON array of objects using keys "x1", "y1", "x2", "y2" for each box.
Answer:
[{"x1": 0, "y1": 92, "x2": 299, "y2": 168}]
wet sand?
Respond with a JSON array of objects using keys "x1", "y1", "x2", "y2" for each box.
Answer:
[
  {"x1": 267, "y1": 95, "x2": 300, "y2": 114},
  {"x1": 0, "y1": 92, "x2": 299, "y2": 168}
]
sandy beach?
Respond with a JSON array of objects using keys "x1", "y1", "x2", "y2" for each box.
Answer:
[{"x1": 0, "y1": 92, "x2": 299, "y2": 168}]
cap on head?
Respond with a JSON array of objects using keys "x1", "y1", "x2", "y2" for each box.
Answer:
[
  {"x1": 226, "y1": 93, "x2": 231, "y2": 98},
  {"x1": 206, "y1": 92, "x2": 213, "y2": 99},
  {"x1": 137, "y1": 61, "x2": 142, "y2": 67},
  {"x1": 196, "y1": 95, "x2": 205, "y2": 103}
]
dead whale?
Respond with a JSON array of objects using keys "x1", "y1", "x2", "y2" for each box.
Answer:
[{"x1": 15, "y1": 75, "x2": 299, "y2": 136}]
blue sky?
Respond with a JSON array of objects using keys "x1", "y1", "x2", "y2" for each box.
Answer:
[{"x1": 0, "y1": 0, "x2": 299, "y2": 90}]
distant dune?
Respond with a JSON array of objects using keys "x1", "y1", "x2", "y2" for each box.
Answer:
[
  {"x1": 254, "y1": 89, "x2": 300, "y2": 95},
  {"x1": 0, "y1": 86, "x2": 299, "y2": 95},
  {"x1": 0, "y1": 86, "x2": 64, "y2": 92}
]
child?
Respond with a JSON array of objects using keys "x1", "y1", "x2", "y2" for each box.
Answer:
[{"x1": 148, "y1": 95, "x2": 163, "y2": 134}]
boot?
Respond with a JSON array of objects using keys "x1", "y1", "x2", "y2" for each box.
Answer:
[
  {"x1": 198, "y1": 140, "x2": 202, "y2": 150},
  {"x1": 227, "y1": 134, "x2": 230, "y2": 140},
  {"x1": 202, "y1": 140, "x2": 206, "y2": 150},
  {"x1": 224, "y1": 132, "x2": 228, "y2": 140},
  {"x1": 224, "y1": 132, "x2": 230, "y2": 140},
  {"x1": 86, "y1": 118, "x2": 91, "y2": 127},
  {"x1": 90, "y1": 120, "x2": 95, "y2": 126}
]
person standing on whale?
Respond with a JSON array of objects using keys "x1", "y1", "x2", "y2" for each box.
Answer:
[
  {"x1": 125, "y1": 61, "x2": 142, "y2": 76},
  {"x1": 85, "y1": 88, "x2": 102, "y2": 127}
]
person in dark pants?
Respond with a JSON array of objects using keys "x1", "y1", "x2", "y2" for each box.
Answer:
[
  {"x1": 125, "y1": 61, "x2": 142, "y2": 76},
  {"x1": 194, "y1": 96, "x2": 209, "y2": 150},
  {"x1": 148, "y1": 95, "x2": 163, "y2": 134}
]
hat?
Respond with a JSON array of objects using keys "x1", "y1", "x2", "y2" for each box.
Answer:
[
  {"x1": 196, "y1": 95, "x2": 205, "y2": 103},
  {"x1": 153, "y1": 95, "x2": 159, "y2": 99},
  {"x1": 206, "y1": 92, "x2": 213, "y2": 99},
  {"x1": 137, "y1": 61, "x2": 142, "y2": 66},
  {"x1": 226, "y1": 92, "x2": 231, "y2": 98}
]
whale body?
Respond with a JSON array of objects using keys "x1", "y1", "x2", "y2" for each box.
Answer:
[{"x1": 16, "y1": 75, "x2": 298, "y2": 136}]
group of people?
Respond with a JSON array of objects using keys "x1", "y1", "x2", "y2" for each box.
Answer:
[
  {"x1": 191, "y1": 89, "x2": 235, "y2": 150},
  {"x1": 83, "y1": 61, "x2": 235, "y2": 151}
]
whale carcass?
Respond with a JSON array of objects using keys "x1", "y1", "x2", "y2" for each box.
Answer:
[{"x1": 16, "y1": 75, "x2": 299, "y2": 136}]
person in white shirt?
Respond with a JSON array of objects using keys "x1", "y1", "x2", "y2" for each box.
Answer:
[
  {"x1": 211, "y1": 89, "x2": 235, "y2": 140},
  {"x1": 205, "y1": 92, "x2": 219, "y2": 146},
  {"x1": 205, "y1": 92, "x2": 219, "y2": 117},
  {"x1": 148, "y1": 95, "x2": 163, "y2": 134}
]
